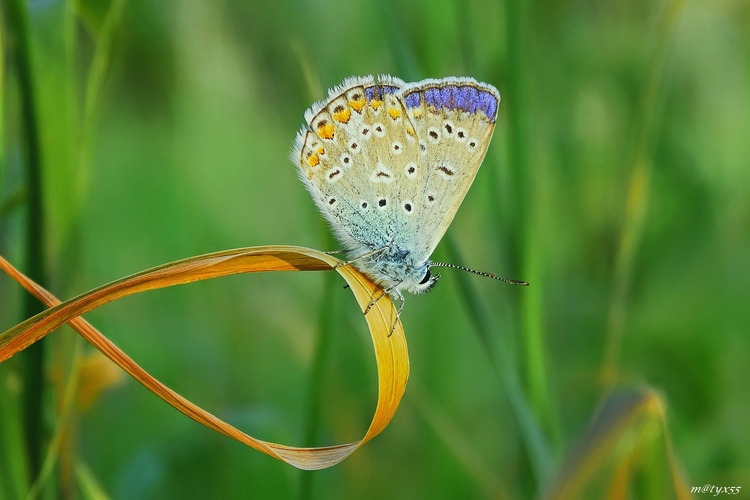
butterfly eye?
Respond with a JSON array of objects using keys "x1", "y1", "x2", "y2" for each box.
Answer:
[{"x1": 419, "y1": 269, "x2": 431, "y2": 285}]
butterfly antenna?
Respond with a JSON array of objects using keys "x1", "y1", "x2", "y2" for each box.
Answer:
[{"x1": 430, "y1": 262, "x2": 529, "y2": 286}]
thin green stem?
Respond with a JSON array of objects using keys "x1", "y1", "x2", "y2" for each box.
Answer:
[
  {"x1": 298, "y1": 267, "x2": 337, "y2": 500},
  {"x1": 76, "y1": 0, "x2": 127, "y2": 203},
  {"x1": 0, "y1": 3, "x2": 5, "y2": 193},
  {"x1": 7, "y1": 0, "x2": 49, "y2": 483},
  {"x1": 386, "y1": 0, "x2": 556, "y2": 485},
  {"x1": 445, "y1": 236, "x2": 554, "y2": 485},
  {"x1": 296, "y1": 66, "x2": 330, "y2": 500},
  {"x1": 504, "y1": 0, "x2": 554, "y2": 436},
  {"x1": 408, "y1": 383, "x2": 508, "y2": 498},
  {"x1": 290, "y1": 41, "x2": 323, "y2": 106},
  {"x1": 381, "y1": 0, "x2": 419, "y2": 80},
  {"x1": 455, "y1": 0, "x2": 477, "y2": 76},
  {"x1": 26, "y1": 337, "x2": 84, "y2": 500},
  {"x1": 0, "y1": 363, "x2": 30, "y2": 500},
  {"x1": 601, "y1": 0, "x2": 686, "y2": 391},
  {"x1": 0, "y1": 186, "x2": 27, "y2": 222}
]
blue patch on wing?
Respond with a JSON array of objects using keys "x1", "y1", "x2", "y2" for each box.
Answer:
[
  {"x1": 404, "y1": 92, "x2": 421, "y2": 108},
  {"x1": 476, "y1": 90, "x2": 498, "y2": 120},
  {"x1": 365, "y1": 84, "x2": 400, "y2": 102},
  {"x1": 416, "y1": 84, "x2": 498, "y2": 121}
]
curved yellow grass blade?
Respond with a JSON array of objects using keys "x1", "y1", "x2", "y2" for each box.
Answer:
[{"x1": 0, "y1": 246, "x2": 409, "y2": 470}]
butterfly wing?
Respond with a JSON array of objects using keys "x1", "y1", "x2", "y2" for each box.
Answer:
[
  {"x1": 395, "y1": 78, "x2": 500, "y2": 263},
  {"x1": 292, "y1": 75, "x2": 424, "y2": 258},
  {"x1": 292, "y1": 76, "x2": 499, "y2": 288}
]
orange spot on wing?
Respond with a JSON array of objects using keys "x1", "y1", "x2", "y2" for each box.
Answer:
[
  {"x1": 349, "y1": 98, "x2": 366, "y2": 113},
  {"x1": 407, "y1": 127, "x2": 415, "y2": 136},
  {"x1": 317, "y1": 147, "x2": 325, "y2": 155},
  {"x1": 370, "y1": 99, "x2": 382, "y2": 110},
  {"x1": 317, "y1": 122, "x2": 335, "y2": 140},
  {"x1": 387, "y1": 107, "x2": 401, "y2": 120},
  {"x1": 308, "y1": 154, "x2": 320, "y2": 167},
  {"x1": 333, "y1": 107, "x2": 351, "y2": 123}
]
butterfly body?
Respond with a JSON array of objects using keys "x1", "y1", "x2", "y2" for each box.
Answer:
[{"x1": 292, "y1": 75, "x2": 499, "y2": 297}]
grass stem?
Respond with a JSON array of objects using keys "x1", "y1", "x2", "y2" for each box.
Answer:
[
  {"x1": 601, "y1": 0, "x2": 686, "y2": 391},
  {"x1": 503, "y1": 0, "x2": 555, "y2": 438},
  {"x1": 7, "y1": 0, "x2": 49, "y2": 483},
  {"x1": 445, "y1": 236, "x2": 554, "y2": 486}
]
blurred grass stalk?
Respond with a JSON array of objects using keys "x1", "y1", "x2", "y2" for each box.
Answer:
[
  {"x1": 384, "y1": 0, "x2": 556, "y2": 487},
  {"x1": 0, "y1": 9, "x2": 26, "y2": 500},
  {"x1": 0, "y1": 187, "x2": 27, "y2": 221},
  {"x1": 54, "y1": 0, "x2": 127, "y2": 496},
  {"x1": 26, "y1": 338, "x2": 84, "y2": 500},
  {"x1": 292, "y1": 55, "x2": 330, "y2": 500},
  {"x1": 1, "y1": 0, "x2": 127, "y2": 496},
  {"x1": 76, "y1": 0, "x2": 127, "y2": 204},
  {"x1": 298, "y1": 265, "x2": 338, "y2": 500},
  {"x1": 541, "y1": 388, "x2": 691, "y2": 499},
  {"x1": 445, "y1": 237, "x2": 554, "y2": 485},
  {"x1": 408, "y1": 382, "x2": 508, "y2": 499},
  {"x1": 601, "y1": 0, "x2": 686, "y2": 391},
  {"x1": 503, "y1": 0, "x2": 557, "y2": 444},
  {"x1": 5, "y1": 0, "x2": 50, "y2": 486}
]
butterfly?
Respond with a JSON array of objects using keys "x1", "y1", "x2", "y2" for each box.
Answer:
[{"x1": 292, "y1": 75, "x2": 526, "y2": 313}]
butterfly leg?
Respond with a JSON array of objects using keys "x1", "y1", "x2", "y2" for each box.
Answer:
[
  {"x1": 387, "y1": 292, "x2": 405, "y2": 337},
  {"x1": 364, "y1": 280, "x2": 403, "y2": 315},
  {"x1": 333, "y1": 246, "x2": 388, "y2": 269}
]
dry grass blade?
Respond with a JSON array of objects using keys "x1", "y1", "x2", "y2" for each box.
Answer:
[
  {"x1": 541, "y1": 388, "x2": 691, "y2": 500},
  {"x1": 0, "y1": 246, "x2": 409, "y2": 470}
]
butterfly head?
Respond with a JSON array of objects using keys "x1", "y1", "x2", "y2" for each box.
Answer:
[
  {"x1": 402, "y1": 265, "x2": 440, "y2": 295},
  {"x1": 354, "y1": 253, "x2": 441, "y2": 296}
]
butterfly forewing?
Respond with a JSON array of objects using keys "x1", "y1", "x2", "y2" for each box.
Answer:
[{"x1": 397, "y1": 78, "x2": 499, "y2": 262}]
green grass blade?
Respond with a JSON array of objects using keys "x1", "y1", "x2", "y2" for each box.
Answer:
[
  {"x1": 5, "y1": 0, "x2": 50, "y2": 481},
  {"x1": 601, "y1": 0, "x2": 687, "y2": 390},
  {"x1": 445, "y1": 236, "x2": 554, "y2": 485}
]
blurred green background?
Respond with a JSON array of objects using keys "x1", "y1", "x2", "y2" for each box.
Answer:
[{"x1": 1, "y1": 0, "x2": 749, "y2": 498}]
